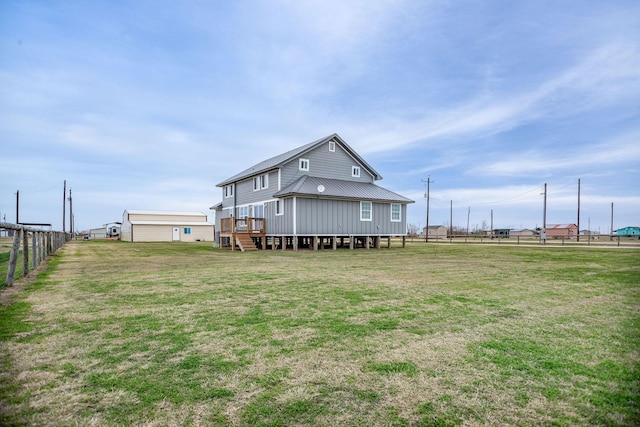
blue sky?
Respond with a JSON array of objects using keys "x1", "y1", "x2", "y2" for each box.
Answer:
[{"x1": 1, "y1": 0, "x2": 639, "y2": 233}]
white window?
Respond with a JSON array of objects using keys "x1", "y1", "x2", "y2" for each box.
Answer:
[
  {"x1": 299, "y1": 158, "x2": 309, "y2": 171},
  {"x1": 360, "y1": 201, "x2": 372, "y2": 221},
  {"x1": 352, "y1": 166, "x2": 361, "y2": 178},
  {"x1": 224, "y1": 184, "x2": 234, "y2": 198},
  {"x1": 253, "y1": 174, "x2": 269, "y2": 191},
  {"x1": 253, "y1": 204, "x2": 264, "y2": 218},
  {"x1": 275, "y1": 200, "x2": 284, "y2": 216},
  {"x1": 329, "y1": 141, "x2": 335, "y2": 152},
  {"x1": 238, "y1": 206, "x2": 248, "y2": 219},
  {"x1": 391, "y1": 203, "x2": 401, "y2": 222}
]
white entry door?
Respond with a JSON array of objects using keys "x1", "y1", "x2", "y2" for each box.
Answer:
[{"x1": 172, "y1": 227, "x2": 180, "y2": 241}]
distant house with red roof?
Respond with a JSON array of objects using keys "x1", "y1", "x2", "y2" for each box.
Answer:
[{"x1": 545, "y1": 224, "x2": 578, "y2": 240}]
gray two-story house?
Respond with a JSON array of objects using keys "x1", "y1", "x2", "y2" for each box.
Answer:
[{"x1": 213, "y1": 134, "x2": 414, "y2": 250}]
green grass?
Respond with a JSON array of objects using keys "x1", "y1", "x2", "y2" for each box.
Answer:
[
  {"x1": 0, "y1": 250, "x2": 24, "y2": 287},
  {"x1": 0, "y1": 241, "x2": 639, "y2": 426}
]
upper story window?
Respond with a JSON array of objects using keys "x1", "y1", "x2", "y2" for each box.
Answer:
[
  {"x1": 352, "y1": 166, "x2": 361, "y2": 178},
  {"x1": 329, "y1": 141, "x2": 335, "y2": 152},
  {"x1": 360, "y1": 201, "x2": 372, "y2": 221},
  {"x1": 253, "y1": 174, "x2": 269, "y2": 191},
  {"x1": 391, "y1": 203, "x2": 401, "y2": 222},
  {"x1": 299, "y1": 158, "x2": 310, "y2": 171},
  {"x1": 224, "y1": 184, "x2": 234, "y2": 198}
]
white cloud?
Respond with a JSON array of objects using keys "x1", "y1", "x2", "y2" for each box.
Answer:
[
  {"x1": 351, "y1": 43, "x2": 640, "y2": 154},
  {"x1": 476, "y1": 130, "x2": 640, "y2": 176}
]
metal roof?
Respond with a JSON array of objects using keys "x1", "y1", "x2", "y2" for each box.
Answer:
[
  {"x1": 546, "y1": 224, "x2": 577, "y2": 229},
  {"x1": 216, "y1": 134, "x2": 383, "y2": 186},
  {"x1": 125, "y1": 209, "x2": 208, "y2": 217},
  {"x1": 129, "y1": 221, "x2": 213, "y2": 226},
  {"x1": 273, "y1": 176, "x2": 414, "y2": 203}
]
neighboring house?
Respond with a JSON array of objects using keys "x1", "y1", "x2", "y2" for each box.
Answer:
[
  {"x1": 544, "y1": 224, "x2": 578, "y2": 240},
  {"x1": 423, "y1": 225, "x2": 447, "y2": 240},
  {"x1": 614, "y1": 226, "x2": 640, "y2": 237},
  {"x1": 511, "y1": 229, "x2": 537, "y2": 237},
  {"x1": 213, "y1": 134, "x2": 414, "y2": 251},
  {"x1": 121, "y1": 210, "x2": 214, "y2": 243}
]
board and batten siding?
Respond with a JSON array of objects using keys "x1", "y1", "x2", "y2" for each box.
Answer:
[
  {"x1": 264, "y1": 198, "x2": 294, "y2": 235},
  {"x1": 280, "y1": 142, "x2": 374, "y2": 188},
  {"x1": 293, "y1": 198, "x2": 405, "y2": 236},
  {"x1": 263, "y1": 198, "x2": 405, "y2": 236}
]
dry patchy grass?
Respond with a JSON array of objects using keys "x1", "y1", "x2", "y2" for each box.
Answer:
[{"x1": 1, "y1": 240, "x2": 639, "y2": 426}]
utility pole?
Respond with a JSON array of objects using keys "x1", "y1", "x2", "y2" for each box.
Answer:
[
  {"x1": 449, "y1": 200, "x2": 453, "y2": 239},
  {"x1": 63, "y1": 180, "x2": 67, "y2": 233},
  {"x1": 68, "y1": 188, "x2": 73, "y2": 236},
  {"x1": 577, "y1": 178, "x2": 581, "y2": 242},
  {"x1": 15, "y1": 190, "x2": 19, "y2": 224},
  {"x1": 541, "y1": 183, "x2": 547, "y2": 244},
  {"x1": 421, "y1": 177, "x2": 433, "y2": 242},
  {"x1": 610, "y1": 202, "x2": 614, "y2": 240},
  {"x1": 466, "y1": 206, "x2": 470, "y2": 241}
]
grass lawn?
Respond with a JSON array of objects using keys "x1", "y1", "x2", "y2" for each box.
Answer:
[{"x1": 1, "y1": 240, "x2": 639, "y2": 426}]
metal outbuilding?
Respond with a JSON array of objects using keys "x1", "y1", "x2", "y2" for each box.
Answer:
[{"x1": 121, "y1": 210, "x2": 214, "y2": 242}]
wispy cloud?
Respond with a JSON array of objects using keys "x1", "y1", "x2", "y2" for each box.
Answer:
[
  {"x1": 353, "y1": 43, "x2": 640, "y2": 154},
  {"x1": 476, "y1": 130, "x2": 640, "y2": 176}
]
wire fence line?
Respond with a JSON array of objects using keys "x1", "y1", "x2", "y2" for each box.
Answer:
[{"x1": 1, "y1": 222, "x2": 70, "y2": 287}]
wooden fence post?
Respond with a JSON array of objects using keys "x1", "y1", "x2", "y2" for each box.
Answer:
[
  {"x1": 6, "y1": 229, "x2": 21, "y2": 286},
  {"x1": 39, "y1": 232, "x2": 45, "y2": 263},
  {"x1": 46, "y1": 232, "x2": 52, "y2": 256},
  {"x1": 22, "y1": 228, "x2": 29, "y2": 277},
  {"x1": 32, "y1": 231, "x2": 38, "y2": 270},
  {"x1": 2, "y1": 224, "x2": 68, "y2": 287}
]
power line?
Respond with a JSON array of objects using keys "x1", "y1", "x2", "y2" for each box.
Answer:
[{"x1": 29, "y1": 181, "x2": 66, "y2": 193}]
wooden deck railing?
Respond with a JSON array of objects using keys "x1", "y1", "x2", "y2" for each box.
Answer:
[{"x1": 220, "y1": 217, "x2": 265, "y2": 234}]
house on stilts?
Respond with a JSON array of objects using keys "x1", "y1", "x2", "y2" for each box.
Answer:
[{"x1": 212, "y1": 134, "x2": 414, "y2": 251}]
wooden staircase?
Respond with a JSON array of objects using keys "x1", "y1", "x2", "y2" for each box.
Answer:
[{"x1": 235, "y1": 234, "x2": 257, "y2": 252}]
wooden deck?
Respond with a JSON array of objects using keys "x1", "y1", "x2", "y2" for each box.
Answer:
[
  {"x1": 219, "y1": 217, "x2": 407, "y2": 252},
  {"x1": 219, "y1": 217, "x2": 266, "y2": 252}
]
